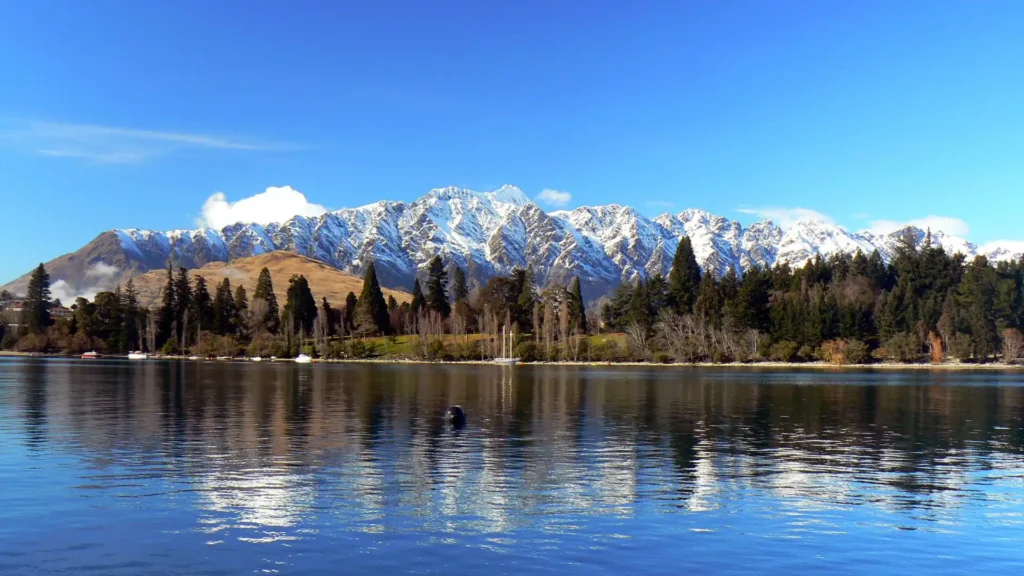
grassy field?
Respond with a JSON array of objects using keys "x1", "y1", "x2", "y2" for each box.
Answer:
[{"x1": 131, "y1": 251, "x2": 412, "y2": 309}]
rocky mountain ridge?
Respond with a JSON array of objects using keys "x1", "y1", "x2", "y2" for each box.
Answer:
[{"x1": 5, "y1": 185, "x2": 1022, "y2": 301}]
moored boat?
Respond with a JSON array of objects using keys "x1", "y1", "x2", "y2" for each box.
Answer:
[
  {"x1": 250, "y1": 356, "x2": 262, "y2": 362},
  {"x1": 81, "y1": 351, "x2": 99, "y2": 359},
  {"x1": 128, "y1": 351, "x2": 147, "y2": 360},
  {"x1": 294, "y1": 353, "x2": 313, "y2": 364}
]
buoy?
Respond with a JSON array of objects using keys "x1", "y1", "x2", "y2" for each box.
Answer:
[{"x1": 445, "y1": 405, "x2": 466, "y2": 427}]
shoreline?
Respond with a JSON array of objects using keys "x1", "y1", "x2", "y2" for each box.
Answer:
[{"x1": 3, "y1": 350, "x2": 1023, "y2": 371}]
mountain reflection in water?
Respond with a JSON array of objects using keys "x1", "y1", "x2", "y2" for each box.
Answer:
[{"x1": 1, "y1": 359, "x2": 1023, "y2": 575}]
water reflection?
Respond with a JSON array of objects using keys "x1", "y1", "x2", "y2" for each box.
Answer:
[{"x1": 1, "y1": 359, "x2": 1023, "y2": 574}]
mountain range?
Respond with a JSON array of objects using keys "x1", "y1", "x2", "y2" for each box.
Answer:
[{"x1": 4, "y1": 185, "x2": 1023, "y2": 302}]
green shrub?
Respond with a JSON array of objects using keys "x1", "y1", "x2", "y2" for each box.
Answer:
[
  {"x1": 845, "y1": 340, "x2": 870, "y2": 364},
  {"x1": 426, "y1": 338, "x2": 446, "y2": 360},
  {"x1": 885, "y1": 332, "x2": 920, "y2": 363},
  {"x1": 516, "y1": 341, "x2": 538, "y2": 362},
  {"x1": 712, "y1": 349, "x2": 732, "y2": 364},
  {"x1": 160, "y1": 339, "x2": 179, "y2": 355},
  {"x1": 948, "y1": 332, "x2": 974, "y2": 362},
  {"x1": 654, "y1": 352, "x2": 673, "y2": 364},
  {"x1": 591, "y1": 339, "x2": 623, "y2": 362},
  {"x1": 769, "y1": 340, "x2": 799, "y2": 362}
]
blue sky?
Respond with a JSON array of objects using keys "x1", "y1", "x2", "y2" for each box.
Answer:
[{"x1": 2, "y1": 1, "x2": 1023, "y2": 281}]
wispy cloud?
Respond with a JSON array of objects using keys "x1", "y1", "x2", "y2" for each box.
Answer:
[
  {"x1": 536, "y1": 188, "x2": 572, "y2": 208},
  {"x1": 867, "y1": 216, "x2": 970, "y2": 237},
  {"x1": 0, "y1": 119, "x2": 291, "y2": 164},
  {"x1": 736, "y1": 206, "x2": 833, "y2": 229}
]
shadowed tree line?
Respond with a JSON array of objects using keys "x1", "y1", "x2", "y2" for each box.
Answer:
[{"x1": 3, "y1": 230, "x2": 1023, "y2": 363}]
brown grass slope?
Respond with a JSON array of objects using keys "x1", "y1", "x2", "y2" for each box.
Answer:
[{"x1": 130, "y1": 251, "x2": 411, "y2": 310}]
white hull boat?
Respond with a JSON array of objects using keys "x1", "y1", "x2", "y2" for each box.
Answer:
[
  {"x1": 294, "y1": 354, "x2": 313, "y2": 364},
  {"x1": 128, "y1": 352, "x2": 147, "y2": 360}
]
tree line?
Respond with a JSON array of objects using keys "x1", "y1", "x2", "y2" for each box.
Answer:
[{"x1": 3, "y1": 230, "x2": 1023, "y2": 364}]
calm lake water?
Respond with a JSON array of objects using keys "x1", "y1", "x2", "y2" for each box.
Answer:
[{"x1": 1, "y1": 359, "x2": 1023, "y2": 575}]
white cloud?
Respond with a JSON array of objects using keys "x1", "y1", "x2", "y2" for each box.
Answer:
[
  {"x1": 0, "y1": 120, "x2": 290, "y2": 164},
  {"x1": 736, "y1": 206, "x2": 833, "y2": 229},
  {"x1": 867, "y1": 216, "x2": 970, "y2": 237},
  {"x1": 536, "y1": 188, "x2": 572, "y2": 207},
  {"x1": 84, "y1": 262, "x2": 119, "y2": 281},
  {"x1": 197, "y1": 186, "x2": 327, "y2": 229},
  {"x1": 50, "y1": 280, "x2": 100, "y2": 305}
]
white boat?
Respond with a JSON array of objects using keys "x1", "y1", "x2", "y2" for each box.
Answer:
[
  {"x1": 81, "y1": 351, "x2": 99, "y2": 359},
  {"x1": 216, "y1": 356, "x2": 230, "y2": 361},
  {"x1": 494, "y1": 325, "x2": 520, "y2": 365},
  {"x1": 250, "y1": 356, "x2": 262, "y2": 362},
  {"x1": 294, "y1": 353, "x2": 313, "y2": 364},
  {"x1": 128, "y1": 352, "x2": 147, "y2": 360},
  {"x1": 188, "y1": 355, "x2": 200, "y2": 361}
]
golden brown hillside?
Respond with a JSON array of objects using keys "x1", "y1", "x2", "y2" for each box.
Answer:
[{"x1": 130, "y1": 252, "x2": 411, "y2": 310}]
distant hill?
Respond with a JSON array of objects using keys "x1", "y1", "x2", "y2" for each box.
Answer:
[{"x1": 129, "y1": 251, "x2": 411, "y2": 310}]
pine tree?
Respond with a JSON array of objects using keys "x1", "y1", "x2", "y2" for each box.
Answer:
[
  {"x1": 668, "y1": 236, "x2": 702, "y2": 314},
  {"x1": 233, "y1": 284, "x2": 248, "y2": 331},
  {"x1": 122, "y1": 278, "x2": 140, "y2": 350},
  {"x1": 516, "y1": 268, "x2": 536, "y2": 331},
  {"x1": 173, "y1": 267, "x2": 193, "y2": 343},
  {"x1": 627, "y1": 279, "x2": 651, "y2": 331},
  {"x1": 157, "y1": 264, "x2": 176, "y2": 346},
  {"x1": 190, "y1": 275, "x2": 214, "y2": 334},
  {"x1": 410, "y1": 279, "x2": 425, "y2": 317},
  {"x1": 694, "y1": 272, "x2": 722, "y2": 326},
  {"x1": 22, "y1": 263, "x2": 52, "y2": 334},
  {"x1": 568, "y1": 276, "x2": 587, "y2": 333},
  {"x1": 344, "y1": 292, "x2": 358, "y2": 333},
  {"x1": 284, "y1": 275, "x2": 318, "y2": 336},
  {"x1": 252, "y1": 267, "x2": 280, "y2": 334},
  {"x1": 451, "y1": 266, "x2": 469, "y2": 303},
  {"x1": 355, "y1": 262, "x2": 391, "y2": 335},
  {"x1": 213, "y1": 278, "x2": 237, "y2": 335},
  {"x1": 425, "y1": 256, "x2": 451, "y2": 317},
  {"x1": 387, "y1": 295, "x2": 398, "y2": 312}
]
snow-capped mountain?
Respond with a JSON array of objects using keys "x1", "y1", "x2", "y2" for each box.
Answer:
[{"x1": 6, "y1": 185, "x2": 1024, "y2": 300}]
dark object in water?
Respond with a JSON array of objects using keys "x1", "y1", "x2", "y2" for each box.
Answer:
[{"x1": 445, "y1": 405, "x2": 466, "y2": 427}]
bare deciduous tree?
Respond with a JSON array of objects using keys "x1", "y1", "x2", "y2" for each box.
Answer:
[
  {"x1": 1003, "y1": 328, "x2": 1023, "y2": 364},
  {"x1": 625, "y1": 320, "x2": 651, "y2": 362}
]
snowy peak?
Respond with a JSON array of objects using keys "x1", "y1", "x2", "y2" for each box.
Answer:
[{"x1": 32, "y1": 184, "x2": 1021, "y2": 303}]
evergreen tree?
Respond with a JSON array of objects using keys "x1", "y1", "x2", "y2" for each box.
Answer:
[
  {"x1": 213, "y1": 278, "x2": 237, "y2": 335},
  {"x1": 252, "y1": 267, "x2": 280, "y2": 334},
  {"x1": 122, "y1": 278, "x2": 140, "y2": 350},
  {"x1": 157, "y1": 264, "x2": 176, "y2": 346},
  {"x1": 190, "y1": 275, "x2": 214, "y2": 333},
  {"x1": 284, "y1": 275, "x2": 318, "y2": 336},
  {"x1": 21, "y1": 263, "x2": 52, "y2": 334},
  {"x1": 734, "y1": 266, "x2": 771, "y2": 332},
  {"x1": 627, "y1": 279, "x2": 650, "y2": 330},
  {"x1": 410, "y1": 279, "x2": 425, "y2": 316},
  {"x1": 516, "y1": 268, "x2": 536, "y2": 331},
  {"x1": 568, "y1": 276, "x2": 587, "y2": 333},
  {"x1": 425, "y1": 256, "x2": 451, "y2": 317},
  {"x1": 451, "y1": 266, "x2": 469, "y2": 303},
  {"x1": 173, "y1": 267, "x2": 193, "y2": 343},
  {"x1": 957, "y1": 255, "x2": 999, "y2": 361},
  {"x1": 668, "y1": 236, "x2": 702, "y2": 314},
  {"x1": 694, "y1": 272, "x2": 722, "y2": 326},
  {"x1": 601, "y1": 282, "x2": 634, "y2": 332},
  {"x1": 355, "y1": 262, "x2": 391, "y2": 335},
  {"x1": 387, "y1": 295, "x2": 399, "y2": 312},
  {"x1": 233, "y1": 285, "x2": 248, "y2": 331},
  {"x1": 344, "y1": 292, "x2": 359, "y2": 333}
]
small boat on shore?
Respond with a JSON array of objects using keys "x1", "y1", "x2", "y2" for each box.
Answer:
[
  {"x1": 128, "y1": 352, "x2": 147, "y2": 360},
  {"x1": 494, "y1": 325, "x2": 520, "y2": 365},
  {"x1": 81, "y1": 351, "x2": 99, "y2": 359},
  {"x1": 188, "y1": 355, "x2": 200, "y2": 361},
  {"x1": 294, "y1": 354, "x2": 313, "y2": 364},
  {"x1": 250, "y1": 356, "x2": 262, "y2": 362}
]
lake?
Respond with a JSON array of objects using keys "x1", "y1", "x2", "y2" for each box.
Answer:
[{"x1": 1, "y1": 358, "x2": 1023, "y2": 575}]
